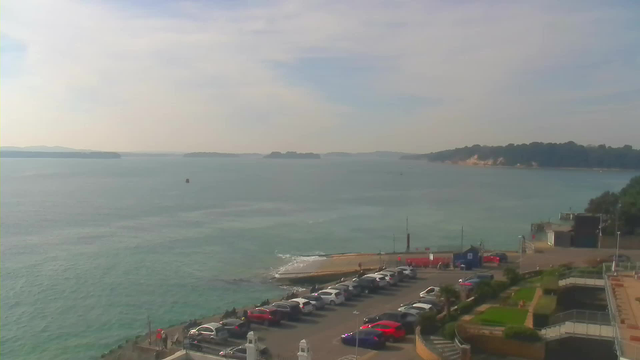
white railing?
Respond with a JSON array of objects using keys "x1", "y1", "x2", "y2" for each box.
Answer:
[
  {"x1": 541, "y1": 321, "x2": 614, "y2": 340},
  {"x1": 550, "y1": 310, "x2": 610, "y2": 326}
]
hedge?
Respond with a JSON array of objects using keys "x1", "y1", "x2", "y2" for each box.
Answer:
[
  {"x1": 418, "y1": 312, "x2": 439, "y2": 335},
  {"x1": 504, "y1": 325, "x2": 542, "y2": 342},
  {"x1": 533, "y1": 295, "x2": 557, "y2": 328},
  {"x1": 541, "y1": 276, "x2": 559, "y2": 295},
  {"x1": 491, "y1": 280, "x2": 509, "y2": 294},
  {"x1": 443, "y1": 322, "x2": 457, "y2": 341},
  {"x1": 457, "y1": 301, "x2": 474, "y2": 315}
]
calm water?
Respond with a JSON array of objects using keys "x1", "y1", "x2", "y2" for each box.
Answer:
[{"x1": 1, "y1": 157, "x2": 637, "y2": 359}]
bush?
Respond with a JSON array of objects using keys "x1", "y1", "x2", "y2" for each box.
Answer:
[
  {"x1": 438, "y1": 312, "x2": 459, "y2": 327},
  {"x1": 503, "y1": 267, "x2": 521, "y2": 285},
  {"x1": 418, "y1": 312, "x2": 439, "y2": 335},
  {"x1": 457, "y1": 300, "x2": 474, "y2": 315},
  {"x1": 541, "y1": 276, "x2": 559, "y2": 295},
  {"x1": 474, "y1": 280, "x2": 497, "y2": 302},
  {"x1": 443, "y1": 322, "x2": 457, "y2": 341},
  {"x1": 491, "y1": 280, "x2": 509, "y2": 294},
  {"x1": 533, "y1": 295, "x2": 557, "y2": 328},
  {"x1": 504, "y1": 325, "x2": 542, "y2": 342}
]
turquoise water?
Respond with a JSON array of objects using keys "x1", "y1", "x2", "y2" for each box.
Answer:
[{"x1": 1, "y1": 158, "x2": 637, "y2": 359}]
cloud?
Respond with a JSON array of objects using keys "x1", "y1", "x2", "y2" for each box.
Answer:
[{"x1": 1, "y1": 0, "x2": 639, "y2": 152}]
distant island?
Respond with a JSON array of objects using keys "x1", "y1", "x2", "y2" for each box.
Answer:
[
  {"x1": 184, "y1": 152, "x2": 240, "y2": 158},
  {"x1": 0, "y1": 151, "x2": 121, "y2": 159},
  {"x1": 264, "y1": 151, "x2": 321, "y2": 159},
  {"x1": 324, "y1": 151, "x2": 415, "y2": 159},
  {"x1": 401, "y1": 142, "x2": 640, "y2": 170}
]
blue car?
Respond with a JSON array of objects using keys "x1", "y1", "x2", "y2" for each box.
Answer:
[{"x1": 341, "y1": 329, "x2": 386, "y2": 350}]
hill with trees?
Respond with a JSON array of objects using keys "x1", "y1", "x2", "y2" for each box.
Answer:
[{"x1": 401, "y1": 142, "x2": 640, "y2": 169}]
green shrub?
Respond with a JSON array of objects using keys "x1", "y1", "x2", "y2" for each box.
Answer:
[
  {"x1": 439, "y1": 312, "x2": 459, "y2": 327},
  {"x1": 443, "y1": 322, "x2": 457, "y2": 341},
  {"x1": 533, "y1": 295, "x2": 557, "y2": 328},
  {"x1": 504, "y1": 325, "x2": 542, "y2": 342},
  {"x1": 491, "y1": 280, "x2": 509, "y2": 294},
  {"x1": 418, "y1": 312, "x2": 439, "y2": 335},
  {"x1": 457, "y1": 300, "x2": 475, "y2": 315},
  {"x1": 503, "y1": 267, "x2": 521, "y2": 285},
  {"x1": 541, "y1": 276, "x2": 559, "y2": 295},
  {"x1": 474, "y1": 280, "x2": 497, "y2": 302}
]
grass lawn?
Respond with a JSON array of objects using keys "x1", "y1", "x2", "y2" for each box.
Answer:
[
  {"x1": 472, "y1": 307, "x2": 528, "y2": 327},
  {"x1": 512, "y1": 287, "x2": 536, "y2": 303}
]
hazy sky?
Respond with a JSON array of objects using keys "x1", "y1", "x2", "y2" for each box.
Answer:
[{"x1": 2, "y1": 0, "x2": 640, "y2": 153}]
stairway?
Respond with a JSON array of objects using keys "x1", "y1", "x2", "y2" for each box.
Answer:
[{"x1": 428, "y1": 335, "x2": 461, "y2": 360}]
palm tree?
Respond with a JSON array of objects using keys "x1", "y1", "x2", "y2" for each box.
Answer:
[{"x1": 439, "y1": 284, "x2": 460, "y2": 317}]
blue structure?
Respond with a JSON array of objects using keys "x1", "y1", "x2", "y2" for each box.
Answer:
[{"x1": 453, "y1": 246, "x2": 482, "y2": 270}]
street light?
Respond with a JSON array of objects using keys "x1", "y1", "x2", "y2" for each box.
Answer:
[
  {"x1": 614, "y1": 231, "x2": 621, "y2": 272},
  {"x1": 518, "y1": 235, "x2": 525, "y2": 272},
  {"x1": 353, "y1": 310, "x2": 360, "y2": 359}
]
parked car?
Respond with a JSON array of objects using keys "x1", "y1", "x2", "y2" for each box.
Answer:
[
  {"x1": 363, "y1": 311, "x2": 419, "y2": 334},
  {"x1": 376, "y1": 271, "x2": 399, "y2": 286},
  {"x1": 329, "y1": 285, "x2": 353, "y2": 300},
  {"x1": 609, "y1": 254, "x2": 631, "y2": 263},
  {"x1": 341, "y1": 329, "x2": 386, "y2": 350},
  {"x1": 460, "y1": 272, "x2": 494, "y2": 283},
  {"x1": 400, "y1": 298, "x2": 444, "y2": 314},
  {"x1": 363, "y1": 274, "x2": 389, "y2": 287},
  {"x1": 187, "y1": 323, "x2": 229, "y2": 344},
  {"x1": 289, "y1": 298, "x2": 315, "y2": 314},
  {"x1": 352, "y1": 277, "x2": 380, "y2": 293},
  {"x1": 420, "y1": 286, "x2": 440, "y2": 298},
  {"x1": 247, "y1": 307, "x2": 282, "y2": 326},
  {"x1": 386, "y1": 268, "x2": 407, "y2": 281},
  {"x1": 219, "y1": 344, "x2": 270, "y2": 359},
  {"x1": 219, "y1": 319, "x2": 251, "y2": 339},
  {"x1": 360, "y1": 321, "x2": 406, "y2": 342},
  {"x1": 337, "y1": 282, "x2": 363, "y2": 296},
  {"x1": 396, "y1": 266, "x2": 418, "y2": 279},
  {"x1": 397, "y1": 303, "x2": 435, "y2": 314},
  {"x1": 271, "y1": 301, "x2": 303, "y2": 321},
  {"x1": 488, "y1": 252, "x2": 508, "y2": 263},
  {"x1": 301, "y1": 294, "x2": 326, "y2": 310},
  {"x1": 316, "y1": 289, "x2": 345, "y2": 305}
]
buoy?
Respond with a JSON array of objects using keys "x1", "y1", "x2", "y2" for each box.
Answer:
[{"x1": 185, "y1": 178, "x2": 190, "y2": 184}]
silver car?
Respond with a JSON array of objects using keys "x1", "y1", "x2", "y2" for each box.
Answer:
[
  {"x1": 219, "y1": 344, "x2": 270, "y2": 359},
  {"x1": 396, "y1": 266, "x2": 417, "y2": 279},
  {"x1": 376, "y1": 271, "x2": 399, "y2": 286},
  {"x1": 301, "y1": 294, "x2": 326, "y2": 310},
  {"x1": 188, "y1": 323, "x2": 229, "y2": 344}
]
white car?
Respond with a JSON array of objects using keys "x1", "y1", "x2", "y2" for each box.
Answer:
[
  {"x1": 376, "y1": 271, "x2": 399, "y2": 286},
  {"x1": 398, "y1": 303, "x2": 435, "y2": 314},
  {"x1": 315, "y1": 289, "x2": 345, "y2": 305},
  {"x1": 420, "y1": 286, "x2": 440, "y2": 298},
  {"x1": 289, "y1": 298, "x2": 314, "y2": 314},
  {"x1": 397, "y1": 266, "x2": 418, "y2": 279},
  {"x1": 363, "y1": 274, "x2": 389, "y2": 287}
]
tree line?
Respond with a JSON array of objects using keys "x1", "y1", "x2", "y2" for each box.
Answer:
[{"x1": 402, "y1": 142, "x2": 640, "y2": 169}]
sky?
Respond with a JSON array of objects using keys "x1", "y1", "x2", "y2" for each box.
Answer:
[{"x1": 1, "y1": 0, "x2": 640, "y2": 153}]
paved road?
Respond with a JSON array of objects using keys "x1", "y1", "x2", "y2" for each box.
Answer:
[{"x1": 192, "y1": 247, "x2": 640, "y2": 360}]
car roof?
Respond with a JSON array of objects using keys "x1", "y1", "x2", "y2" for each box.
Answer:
[
  {"x1": 302, "y1": 294, "x2": 321, "y2": 299},
  {"x1": 201, "y1": 323, "x2": 224, "y2": 328},
  {"x1": 357, "y1": 329, "x2": 384, "y2": 336},
  {"x1": 256, "y1": 306, "x2": 277, "y2": 311},
  {"x1": 321, "y1": 289, "x2": 341, "y2": 294},
  {"x1": 221, "y1": 319, "x2": 243, "y2": 325},
  {"x1": 290, "y1": 298, "x2": 311, "y2": 303},
  {"x1": 413, "y1": 303, "x2": 433, "y2": 308}
]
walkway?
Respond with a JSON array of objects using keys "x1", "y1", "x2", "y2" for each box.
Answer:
[
  {"x1": 525, "y1": 288, "x2": 543, "y2": 327},
  {"x1": 428, "y1": 335, "x2": 461, "y2": 360}
]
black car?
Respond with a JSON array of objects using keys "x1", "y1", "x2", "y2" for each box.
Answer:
[
  {"x1": 353, "y1": 277, "x2": 379, "y2": 293},
  {"x1": 489, "y1": 252, "x2": 508, "y2": 263},
  {"x1": 363, "y1": 311, "x2": 419, "y2": 334},
  {"x1": 271, "y1": 301, "x2": 302, "y2": 321},
  {"x1": 219, "y1": 318, "x2": 251, "y2": 339},
  {"x1": 609, "y1": 254, "x2": 631, "y2": 263},
  {"x1": 337, "y1": 282, "x2": 363, "y2": 296},
  {"x1": 400, "y1": 298, "x2": 444, "y2": 313}
]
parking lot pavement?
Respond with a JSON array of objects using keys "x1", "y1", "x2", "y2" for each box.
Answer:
[{"x1": 255, "y1": 271, "x2": 465, "y2": 359}]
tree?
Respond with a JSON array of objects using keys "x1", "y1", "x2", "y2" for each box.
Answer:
[
  {"x1": 439, "y1": 284, "x2": 460, "y2": 317},
  {"x1": 585, "y1": 176, "x2": 640, "y2": 235},
  {"x1": 474, "y1": 280, "x2": 497, "y2": 302},
  {"x1": 503, "y1": 267, "x2": 520, "y2": 286}
]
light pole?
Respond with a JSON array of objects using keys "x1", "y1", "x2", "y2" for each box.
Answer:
[
  {"x1": 518, "y1": 235, "x2": 525, "y2": 272},
  {"x1": 614, "y1": 231, "x2": 621, "y2": 271},
  {"x1": 353, "y1": 310, "x2": 360, "y2": 359}
]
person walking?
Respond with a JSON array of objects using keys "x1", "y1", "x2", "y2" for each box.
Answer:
[
  {"x1": 161, "y1": 330, "x2": 168, "y2": 350},
  {"x1": 156, "y1": 329, "x2": 163, "y2": 349}
]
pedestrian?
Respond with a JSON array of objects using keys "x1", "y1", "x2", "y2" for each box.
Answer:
[
  {"x1": 162, "y1": 330, "x2": 168, "y2": 349},
  {"x1": 358, "y1": 262, "x2": 362, "y2": 271},
  {"x1": 156, "y1": 329, "x2": 163, "y2": 349}
]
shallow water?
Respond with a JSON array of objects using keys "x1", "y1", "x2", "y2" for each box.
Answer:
[{"x1": 1, "y1": 157, "x2": 636, "y2": 359}]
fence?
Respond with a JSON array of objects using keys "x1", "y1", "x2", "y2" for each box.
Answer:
[{"x1": 549, "y1": 310, "x2": 610, "y2": 326}]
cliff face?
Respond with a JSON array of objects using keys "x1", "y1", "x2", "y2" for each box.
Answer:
[{"x1": 0, "y1": 151, "x2": 121, "y2": 159}]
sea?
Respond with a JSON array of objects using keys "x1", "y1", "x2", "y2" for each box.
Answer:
[{"x1": 1, "y1": 157, "x2": 637, "y2": 360}]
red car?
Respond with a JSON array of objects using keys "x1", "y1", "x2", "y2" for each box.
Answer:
[
  {"x1": 247, "y1": 307, "x2": 282, "y2": 327},
  {"x1": 360, "y1": 320, "x2": 405, "y2": 342}
]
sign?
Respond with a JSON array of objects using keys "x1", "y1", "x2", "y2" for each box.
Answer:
[
  {"x1": 467, "y1": 253, "x2": 473, "y2": 259},
  {"x1": 429, "y1": 253, "x2": 434, "y2": 261}
]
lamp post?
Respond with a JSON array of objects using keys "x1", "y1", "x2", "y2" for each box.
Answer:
[
  {"x1": 518, "y1": 235, "x2": 525, "y2": 272},
  {"x1": 353, "y1": 310, "x2": 360, "y2": 359},
  {"x1": 614, "y1": 231, "x2": 621, "y2": 271}
]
